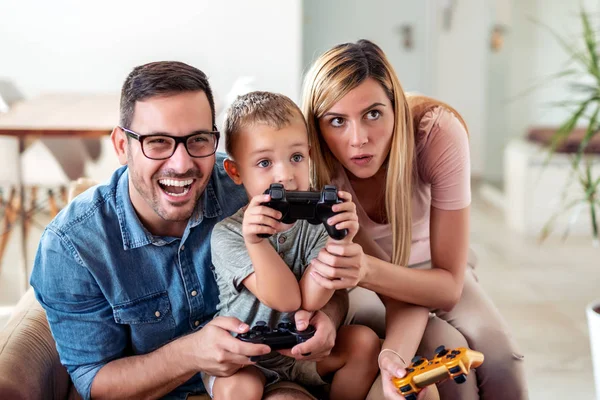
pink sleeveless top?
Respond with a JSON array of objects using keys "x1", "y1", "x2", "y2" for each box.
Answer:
[{"x1": 332, "y1": 106, "x2": 471, "y2": 266}]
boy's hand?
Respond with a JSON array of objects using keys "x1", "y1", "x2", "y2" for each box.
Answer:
[
  {"x1": 326, "y1": 190, "x2": 359, "y2": 242},
  {"x1": 242, "y1": 194, "x2": 283, "y2": 245}
]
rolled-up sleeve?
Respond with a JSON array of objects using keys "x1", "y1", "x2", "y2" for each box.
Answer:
[
  {"x1": 417, "y1": 107, "x2": 471, "y2": 210},
  {"x1": 30, "y1": 228, "x2": 127, "y2": 400}
]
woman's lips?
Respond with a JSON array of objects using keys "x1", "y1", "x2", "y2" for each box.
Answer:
[{"x1": 351, "y1": 154, "x2": 373, "y2": 166}]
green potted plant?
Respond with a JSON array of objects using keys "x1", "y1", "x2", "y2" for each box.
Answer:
[{"x1": 534, "y1": 8, "x2": 600, "y2": 399}]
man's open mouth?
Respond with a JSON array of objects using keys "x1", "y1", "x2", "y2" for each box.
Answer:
[{"x1": 158, "y1": 178, "x2": 194, "y2": 197}]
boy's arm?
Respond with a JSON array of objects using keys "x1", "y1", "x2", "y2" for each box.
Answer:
[
  {"x1": 242, "y1": 240, "x2": 301, "y2": 312},
  {"x1": 299, "y1": 238, "x2": 335, "y2": 311},
  {"x1": 300, "y1": 190, "x2": 358, "y2": 311}
]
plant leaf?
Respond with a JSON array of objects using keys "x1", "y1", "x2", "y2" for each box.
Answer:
[
  {"x1": 545, "y1": 100, "x2": 591, "y2": 164},
  {"x1": 539, "y1": 198, "x2": 587, "y2": 243},
  {"x1": 572, "y1": 104, "x2": 600, "y2": 169},
  {"x1": 581, "y1": 9, "x2": 600, "y2": 83}
]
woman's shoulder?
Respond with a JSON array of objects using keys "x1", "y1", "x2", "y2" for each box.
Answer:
[{"x1": 408, "y1": 95, "x2": 468, "y2": 156}]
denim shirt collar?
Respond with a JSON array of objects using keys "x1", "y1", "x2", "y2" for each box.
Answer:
[{"x1": 115, "y1": 168, "x2": 223, "y2": 250}]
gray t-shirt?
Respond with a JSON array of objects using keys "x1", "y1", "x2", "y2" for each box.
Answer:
[{"x1": 210, "y1": 207, "x2": 329, "y2": 328}]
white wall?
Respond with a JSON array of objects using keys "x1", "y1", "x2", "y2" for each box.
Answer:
[
  {"x1": 430, "y1": 0, "x2": 491, "y2": 177},
  {"x1": 0, "y1": 0, "x2": 303, "y2": 183},
  {"x1": 507, "y1": 0, "x2": 600, "y2": 144},
  {"x1": 302, "y1": 0, "x2": 432, "y2": 95},
  {"x1": 1, "y1": 0, "x2": 302, "y2": 105}
]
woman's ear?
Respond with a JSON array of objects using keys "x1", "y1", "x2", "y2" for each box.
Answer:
[
  {"x1": 223, "y1": 158, "x2": 243, "y2": 185},
  {"x1": 111, "y1": 127, "x2": 128, "y2": 165}
]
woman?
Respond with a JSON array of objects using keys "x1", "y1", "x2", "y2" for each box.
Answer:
[{"x1": 302, "y1": 40, "x2": 527, "y2": 400}]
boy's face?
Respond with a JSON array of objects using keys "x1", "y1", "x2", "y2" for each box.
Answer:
[{"x1": 227, "y1": 117, "x2": 310, "y2": 198}]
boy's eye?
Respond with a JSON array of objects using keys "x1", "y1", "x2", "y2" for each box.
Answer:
[
  {"x1": 365, "y1": 110, "x2": 381, "y2": 120},
  {"x1": 291, "y1": 154, "x2": 304, "y2": 163},
  {"x1": 330, "y1": 117, "x2": 345, "y2": 127},
  {"x1": 257, "y1": 159, "x2": 271, "y2": 168}
]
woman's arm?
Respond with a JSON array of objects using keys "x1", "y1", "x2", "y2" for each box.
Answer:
[
  {"x1": 309, "y1": 206, "x2": 469, "y2": 311},
  {"x1": 380, "y1": 296, "x2": 429, "y2": 363},
  {"x1": 362, "y1": 207, "x2": 469, "y2": 311}
]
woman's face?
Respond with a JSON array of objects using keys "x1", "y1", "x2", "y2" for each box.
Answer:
[{"x1": 318, "y1": 78, "x2": 395, "y2": 180}]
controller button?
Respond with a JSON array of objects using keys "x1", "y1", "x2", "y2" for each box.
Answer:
[
  {"x1": 449, "y1": 366, "x2": 461, "y2": 374},
  {"x1": 256, "y1": 321, "x2": 267, "y2": 326},
  {"x1": 411, "y1": 356, "x2": 425, "y2": 367},
  {"x1": 453, "y1": 374, "x2": 467, "y2": 384},
  {"x1": 447, "y1": 355, "x2": 456, "y2": 359},
  {"x1": 405, "y1": 394, "x2": 418, "y2": 400},
  {"x1": 400, "y1": 384, "x2": 412, "y2": 393},
  {"x1": 272, "y1": 189, "x2": 284, "y2": 199},
  {"x1": 451, "y1": 350, "x2": 461, "y2": 355},
  {"x1": 407, "y1": 368, "x2": 415, "y2": 373}
]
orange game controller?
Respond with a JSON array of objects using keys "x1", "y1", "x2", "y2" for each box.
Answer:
[{"x1": 392, "y1": 345, "x2": 484, "y2": 400}]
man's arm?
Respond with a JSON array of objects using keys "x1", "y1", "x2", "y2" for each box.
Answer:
[{"x1": 91, "y1": 317, "x2": 270, "y2": 400}]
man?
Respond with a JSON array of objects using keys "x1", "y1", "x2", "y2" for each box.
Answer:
[{"x1": 30, "y1": 61, "x2": 346, "y2": 400}]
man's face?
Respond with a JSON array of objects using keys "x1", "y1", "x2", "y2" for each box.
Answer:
[{"x1": 114, "y1": 91, "x2": 215, "y2": 232}]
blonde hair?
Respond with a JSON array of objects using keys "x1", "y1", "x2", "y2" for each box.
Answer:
[
  {"x1": 302, "y1": 40, "x2": 414, "y2": 266},
  {"x1": 224, "y1": 91, "x2": 306, "y2": 158}
]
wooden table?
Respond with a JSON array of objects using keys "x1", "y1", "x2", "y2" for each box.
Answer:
[{"x1": 0, "y1": 93, "x2": 119, "y2": 292}]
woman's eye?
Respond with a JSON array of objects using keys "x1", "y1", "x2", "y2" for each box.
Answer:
[
  {"x1": 257, "y1": 160, "x2": 271, "y2": 168},
  {"x1": 330, "y1": 117, "x2": 345, "y2": 127},
  {"x1": 366, "y1": 110, "x2": 381, "y2": 120},
  {"x1": 291, "y1": 154, "x2": 304, "y2": 163}
]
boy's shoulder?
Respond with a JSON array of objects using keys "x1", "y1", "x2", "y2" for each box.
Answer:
[{"x1": 212, "y1": 207, "x2": 245, "y2": 239}]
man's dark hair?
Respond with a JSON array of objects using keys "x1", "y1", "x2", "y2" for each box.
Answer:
[{"x1": 119, "y1": 61, "x2": 215, "y2": 129}]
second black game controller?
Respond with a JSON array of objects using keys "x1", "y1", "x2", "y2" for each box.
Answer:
[
  {"x1": 258, "y1": 183, "x2": 348, "y2": 240},
  {"x1": 237, "y1": 320, "x2": 316, "y2": 352}
]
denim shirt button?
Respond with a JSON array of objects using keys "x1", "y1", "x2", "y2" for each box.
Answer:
[
  {"x1": 194, "y1": 320, "x2": 200, "y2": 327},
  {"x1": 180, "y1": 245, "x2": 185, "y2": 251},
  {"x1": 155, "y1": 311, "x2": 161, "y2": 318},
  {"x1": 191, "y1": 290, "x2": 197, "y2": 297}
]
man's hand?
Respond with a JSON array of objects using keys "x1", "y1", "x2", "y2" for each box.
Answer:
[
  {"x1": 379, "y1": 353, "x2": 430, "y2": 400},
  {"x1": 277, "y1": 310, "x2": 336, "y2": 361},
  {"x1": 242, "y1": 194, "x2": 283, "y2": 245},
  {"x1": 183, "y1": 316, "x2": 271, "y2": 377}
]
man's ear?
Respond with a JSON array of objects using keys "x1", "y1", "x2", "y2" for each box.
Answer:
[
  {"x1": 223, "y1": 158, "x2": 243, "y2": 185},
  {"x1": 111, "y1": 127, "x2": 128, "y2": 166}
]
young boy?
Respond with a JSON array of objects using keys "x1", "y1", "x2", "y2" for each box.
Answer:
[{"x1": 204, "y1": 92, "x2": 380, "y2": 400}]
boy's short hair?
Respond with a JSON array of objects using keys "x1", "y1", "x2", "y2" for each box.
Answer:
[{"x1": 224, "y1": 91, "x2": 307, "y2": 157}]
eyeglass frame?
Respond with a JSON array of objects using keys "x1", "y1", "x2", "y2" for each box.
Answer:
[{"x1": 118, "y1": 125, "x2": 220, "y2": 160}]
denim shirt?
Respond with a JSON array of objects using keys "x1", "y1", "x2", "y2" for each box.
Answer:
[{"x1": 30, "y1": 153, "x2": 247, "y2": 400}]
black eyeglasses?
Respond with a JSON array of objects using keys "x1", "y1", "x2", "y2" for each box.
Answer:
[{"x1": 119, "y1": 126, "x2": 220, "y2": 160}]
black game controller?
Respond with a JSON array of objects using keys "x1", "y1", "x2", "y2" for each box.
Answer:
[
  {"x1": 237, "y1": 320, "x2": 316, "y2": 352},
  {"x1": 258, "y1": 183, "x2": 348, "y2": 240}
]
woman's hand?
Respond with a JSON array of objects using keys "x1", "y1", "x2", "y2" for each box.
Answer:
[
  {"x1": 308, "y1": 190, "x2": 367, "y2": 290},
  {"x1": 379, "y1": 353, "x2": 430, "y2": 400}
]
